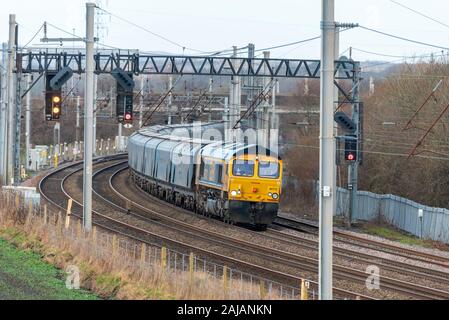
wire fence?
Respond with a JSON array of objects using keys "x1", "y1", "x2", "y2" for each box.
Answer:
[
  {"x1": 28, "y1": 136, "x2": 128, "y2": 173},
  {"x1": 0, "y1": 190, "x2": 315, "y2": 300}
]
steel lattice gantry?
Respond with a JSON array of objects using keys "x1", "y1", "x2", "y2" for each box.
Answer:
[{"x1": 16, "y1": 51, "x2": 357, "y2": 80}]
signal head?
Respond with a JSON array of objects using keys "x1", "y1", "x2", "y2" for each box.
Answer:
[{"x1": 52, "y1": 95, "x2": 61, "y2": 104}]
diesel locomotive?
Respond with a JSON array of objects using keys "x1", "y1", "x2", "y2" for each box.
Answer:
[{"x1": 127, "y1": 122, "x2": 282, "y2": 230}]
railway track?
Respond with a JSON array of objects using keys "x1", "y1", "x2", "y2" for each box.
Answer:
[
  {"x1": 39, "y1": 156, "x2": 449, "y2": 300},
  {"x1": 103, "y1": 162, "x2": 449, "y2": 300},
  {"x1": 95, "y1": 162, "x2": 377, "y2": 300},
  {"x1": 274, "y1": 216, "x2": 449, "y2": 269},
  {"x1": 264, "y1": 228, "x2": 449, "y2": 288},
  {"x1": 39, "y1": 155, "x2": 370, "y2": 300}
]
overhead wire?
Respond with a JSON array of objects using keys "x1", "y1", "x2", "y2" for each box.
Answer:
[
  {"x1": 96, "y1": 6, "x2": 241, "y2": 56},
  {"x1": 351, "y1": 47, "x2": 444, "y2": 59},
  {"x1": 20, "y1": 23, "x2": 45, "y2": 50},
  {"x1": 389, "y1": 0, "x2": 449, "y2": 30},
  {"x1": 283, "y1": 141, "x2": 449, "y2": 161},
  {"x1": 45, "y1": 21, "x2": 120, "y2": 50},
  {"x1": 360, "y1": 51, "x2": 449, "y2": 70},
  {"x1": 358, "y1": 25, "x2": 449, "y2": 51}
]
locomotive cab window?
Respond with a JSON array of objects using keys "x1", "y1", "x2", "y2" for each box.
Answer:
[
  {"x1": 258, "y1": 161, "x2": 279, "y2": 179},
  {"x1": 232, "y1": 159, "x2": 254, "y2": 177}
]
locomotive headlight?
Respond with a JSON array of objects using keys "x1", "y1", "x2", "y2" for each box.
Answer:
[
  {"x1": 268, "y1": 192, "x2": 272, "y2": 197},
  {"x1": 231, "y1": 190, "x2": 238, "y2": 196},
  {"x1": 272, "y1": 193, "x2": 279, "y2": 199}
]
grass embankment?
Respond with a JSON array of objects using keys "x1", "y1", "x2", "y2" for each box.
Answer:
[
  {"x1": 0, "y1": 193, "x2": 276, "y2": 300},
  {"x1": 0, "y1": 235, "x2": 97, "y2": 300},
  {"x1": 359, "y1": 222, "x2": 449, "y2": 250}
]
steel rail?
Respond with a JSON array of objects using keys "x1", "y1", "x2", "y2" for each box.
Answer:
[
  {"x1": 38, "y1": 156, "x2": 370, "y2": 300},
  {"x1": 274, "y1": 216, "x2": 449, "y2": 268},
  {"x1": 104, "y1": 163, "x2": 449, "y2": 300}
]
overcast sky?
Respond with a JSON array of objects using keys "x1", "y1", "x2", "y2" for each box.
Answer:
[{"x1": 1, "y1": 0, "x2": 449, "y2": 62}]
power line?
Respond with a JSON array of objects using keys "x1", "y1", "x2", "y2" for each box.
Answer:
[
  {"x1": 97, "y1": 4, "x2": 335, "y2": 58},
  {"x1": 283, "y1": 142, "x2": 449, "y2": 161},
  {"x1": 255, "y1": 35, "x2": 321, "y2": 53},
  {"x1": 359, "y1": 25, "x2": 449, "y2": 51},
  {"x1": 352, "y1": 47, "x2": 444, "y2": 59},
  {"x1": 20, "y1": 23, "x2": 44, "y2": 49},
  {"x1": 96, "y1": 5, "x2": 326, "y2": 57},
  {"x1": 389, "y1": 0, "x2": 449, "y2": 30},
  {"x1": 45, "y1": 22, "x2": 83, "y2": 40},
  {"x1": 45, "y1": 21, "x2": 120, "y2": 50},
  {"x1": 256, "y1": 28, "x2": 355, "y2": 58},
  {"x1": 361, "y1": 51, "x2": 449, "y2": 70},
  {"x1": 96, "y1": 6, "x2": 212, "y2": 54}
]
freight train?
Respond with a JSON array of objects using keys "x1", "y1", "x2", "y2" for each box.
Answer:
[{"x1": 127, "y1": 122, "x2": 282, "y2": 230}]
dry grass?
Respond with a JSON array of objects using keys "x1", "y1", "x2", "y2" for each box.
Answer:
[{"x1": 0, "y1": 192, "x2": 287, "y2": 300}]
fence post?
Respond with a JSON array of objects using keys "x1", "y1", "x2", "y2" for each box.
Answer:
[
  {"x1": 24, "y1": 199, "x2": 32, "y2": 224},
  {"x1": 126, "y1": 200, "x2": 131, "y2": 213},
  {"x1": 140, "y1": 243, "x2": 146, "y2": 266},
  {"x1": 15, "y1": 193, "x2": 20, "y2": 210},
  {"x1": 65, "y1": 198, "x2": 73, "y2": 229},
  {"x1": 300, "y1": 279, "x2": 309, "y2": 300},
  {"x1": 92, "y1": 226, "x2": 97, "y2": 244},
  {"x1": 28, "y1": 199, "x2": 33, "y2": 216},
  {"x1": 112, "y1": 234, "x2": 118, "y2": 257},
  {"x1": 57, "y1": 210, "x2": 62, "y2": 236},
  {"x1": 189, "y1": 252, "x2": 194, "y2": 286},
  {"x1": 223, "y1": 266, "x2": 229, "y2": 297},
  {"x1": 76, "y1": 219, "x2": 82, "y2": 238},
  {"x1": 161, "y1": 246, "x2": 167, "y2": 270},
  {"x1": 43, "y1": 204, "x2": 47, "y2": 225},
  {"x1": 6, "y1": 192, "x2": 10, "y2": 208},
  {"x1": 260, "y1": 279, "x2": 266, "y2": 300}
]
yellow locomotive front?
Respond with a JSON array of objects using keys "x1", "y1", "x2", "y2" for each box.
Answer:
[
  {"x1": 226, "y1": 153, "x2": 282, "y2": 229},
  {"x1": 228, "y1": 154, "x2": 282, "y2": 203},
  {"x1": 196, "y1": 142, "x2": 282, "y2": 230}
]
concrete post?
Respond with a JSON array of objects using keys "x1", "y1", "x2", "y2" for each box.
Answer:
[
  {"x1": 0, "y1": 43, "x2": 8, "y2": 184},
  {"x1": 76, "y1": 96, "x2": 81, "y2": 142},
  {"x1": 223, "y1": 97, "x2": 229, "y2": 142},
  {"x1": 25, "y1": 74, "x2": 32, "y2": 170},
  {"x1": 139, "y1": 76, "x2": 144, "y2": 128},
  {"x1": 118, "y1": 123, "x2": 122, "y2": 151},
  {"x1": 167, "y1": 76, "x2": 172, "y2": 125},
  {"x1": 261, "y1": 51, "x2": 271, "y2": 145},
  {"x1": 318, "y1": 0, "x2": 335, "y2": 300},
  {"x1": 83, "y1": 2, "x2": 95, "y2": 231},
  {"x1": 14, "y1": 52, "x2": 22, "y2": 185},
  {"x1": 6, "y1": 14, "x2": 16, "y2": 185},
  {"x1": 93, "y1": 73, "x2": 97, "y2": 155},
  {"x1": 270, "y1": 79, "x2": 279, "y2": 143},
  {"x1": 208, "y1": 77, "x2": 213, "y2": 121},
  {"x1": 230, "y1": 46, "x2": 241, "y2": 139}
]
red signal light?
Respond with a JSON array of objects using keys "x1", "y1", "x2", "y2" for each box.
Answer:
[
  {"x1": 347, "y1": 153, "x2": 355, "y2": 161},
  {"x1": 124, "y1": 113, "x2": 132, "y2": 121}
]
